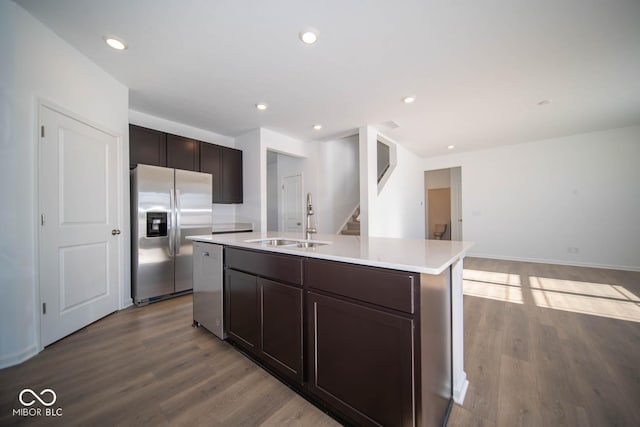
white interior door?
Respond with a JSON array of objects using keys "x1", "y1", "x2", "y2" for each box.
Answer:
[
  {"x1": 39, "y1": 104, "x2": 120, "y2": 347},
  {"x1": 281, "y1": 174, "x2": 303, "y2": 232}
]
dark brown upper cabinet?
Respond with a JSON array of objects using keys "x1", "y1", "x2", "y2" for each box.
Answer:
[
  {"x1": 221, "y1": 147, "x2": 243, "y2": 203},
  {"x1": 200, "y1": 143, "x2": 243, "y2": 204},
  {"x1": 199, "y1": 142, "x2": 222, "y2": 202},
  {"x1": 129, "y1": 124, "x2": 167, "y2": 169},
  {"x1": 129, "y1": 124, "x2": 243, "y2": 203},
  {"x1": 167, "y1": 134, "x2": 200, "y2": 172}
]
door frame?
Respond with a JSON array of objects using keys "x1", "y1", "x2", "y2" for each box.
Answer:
[
  {"x1": 424, "y1": 166, "x2": 463, "y2": 241},
  {"x1": 449, "y1": 167, "x2": 462, "y2": 241},
  {"x1": 280, "y1": 173, "x2": 304, "y2": 232},
  {"x1": 36, "y1": 98, "x2": 126, "y2": 351}
]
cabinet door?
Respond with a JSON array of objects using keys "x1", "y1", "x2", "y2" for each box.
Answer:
[
  {"x1": 221, "y1": 147, "x2": 243, "y2": 203},
  {"x1": 167, "y1": 134, "x2": 200, "y2": 171},
  {"x1": 260, "y1": 278, "x2": 302, "y2": 383},
  {"x1": 129, "y1": 124, "x2": 166, "y2": 168},
  {"x1": 199, "y1": 142, "x2": 222, "y2": 202},
  {"x1": 226, "y1": 269, "x2": 259, "y2": 353},
  {"x1": 307, "y1": 292, "x2": 415, "y2": 427}
]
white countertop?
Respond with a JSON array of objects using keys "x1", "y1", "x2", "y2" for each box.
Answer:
[{"x1": 188, "y1": 232, "x2": 473, "y2": 275}]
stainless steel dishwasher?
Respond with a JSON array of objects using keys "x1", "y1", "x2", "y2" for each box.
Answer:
[{"x1": 192, "y1": 242, "x2": 225, "y2": 339}]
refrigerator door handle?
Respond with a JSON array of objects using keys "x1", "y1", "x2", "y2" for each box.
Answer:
[
  {"x1": 175, "y1": 189, "x2": 181, "y2": 255},
  {"x1": 169, "y1": 188, "x2": 175, "y2": 256}
]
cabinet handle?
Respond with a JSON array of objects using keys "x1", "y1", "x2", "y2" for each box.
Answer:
[
  {"x1": 111, "y1": 229, "x2": 121, "y2": 235},
  {"x1": 202, "y1": 252, "x2": 210, "y2": 257}
]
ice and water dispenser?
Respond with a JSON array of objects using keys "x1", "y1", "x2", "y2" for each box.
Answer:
[{"x1": 146, "y1": 212, "x2": 168, "y2": 237}]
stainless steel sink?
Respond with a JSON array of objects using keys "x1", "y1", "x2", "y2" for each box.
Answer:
[
  {"x1": 247, "y1": 238, "x2": 299, "y2": 246},
  {"x1": 296, "y1": 241, "x2": 328, "y2": 248},
  {"x1": 245, "y1": 238, "x2": 330, "y2": 248}
]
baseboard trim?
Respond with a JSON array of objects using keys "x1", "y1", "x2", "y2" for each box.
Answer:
[
  {"x1": 0, "y1": 345, "x2": 39, "y2": 370},
  {"x1": 453, "y1": 371, "x2": 469, "y2": 405},
  {"x1": 468, "y1": 252, "x2": 640, "y2": 272}
]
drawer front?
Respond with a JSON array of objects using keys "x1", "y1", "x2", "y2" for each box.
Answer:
[
  {"x1": 225, "y1": 247, "x2": 302, "y2": 286},
  {"x1": 305, "y1": 259, "x2": 416, "y2": 314}
]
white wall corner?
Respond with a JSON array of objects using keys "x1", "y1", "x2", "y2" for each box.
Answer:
[{"x1": 358, "y1": 126, "x2": 378, "y2": 237}]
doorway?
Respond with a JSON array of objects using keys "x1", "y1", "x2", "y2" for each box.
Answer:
[
  {"x1": 424, "y1": 167, "x2": 462, "y2": 240},
  {"x1": 282, "y1": 175, "x2": 303, "y2": 232},
  {"x1": 266, "y1": 150, "x2": 305, "y2": 232}
]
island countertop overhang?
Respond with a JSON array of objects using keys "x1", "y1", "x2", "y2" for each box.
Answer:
[{"x1": 187, "y1": 232, "x2": 473, "y2": 275}]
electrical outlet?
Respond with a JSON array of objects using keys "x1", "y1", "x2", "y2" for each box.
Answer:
[{"x1": 567, "y1": 246, "x2": 580, "y2": 254}]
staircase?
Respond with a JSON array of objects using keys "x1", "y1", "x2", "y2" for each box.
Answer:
[{"x1": 341, "y1": 206, "x2": 360, "y2": 236}]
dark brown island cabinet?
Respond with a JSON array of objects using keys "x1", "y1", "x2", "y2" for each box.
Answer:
[
  {"x1": 225, "y1": 248, "x2": 304, "y2": 384},
  {"x1": 129, "y1": 124, "x2": 243, "y2": 203},
  {"x1": 222, "y1": 247, "x2": 453, "y2": 427}
]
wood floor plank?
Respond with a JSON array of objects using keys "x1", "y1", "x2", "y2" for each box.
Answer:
[
  {"x1": 261, "y1": 394, "x2": 342, "y2": 427},
  {"x1": 495, "y1": 354, "x2": 543, "y2": 427},
  {"x1": 459, "y1": 297, "x2": 506, "y2": 422}
]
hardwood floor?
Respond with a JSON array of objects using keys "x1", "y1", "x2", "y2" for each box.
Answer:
[
  {"x1": 449, "y1": 258, "x2": 640, "y2": 427},
  {"x1": 0, "y1": 297, "x2": 340, "y2": 427},
  {"x1": 1, "y1": 258, "x2": 638, "y2": 426}
]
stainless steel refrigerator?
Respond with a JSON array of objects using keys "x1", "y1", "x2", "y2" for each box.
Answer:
[{"x1": 131, "y1": 164, "x2": 212, "y2": 305}]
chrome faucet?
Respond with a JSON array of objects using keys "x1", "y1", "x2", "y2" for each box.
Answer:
[{"x1": 305, "y1": 192, "x2": 317, "y2": 240}]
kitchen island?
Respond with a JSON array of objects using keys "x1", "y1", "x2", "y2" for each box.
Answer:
[{"x1": 188, "y1": 232, "x2": 472, "y2": 427}]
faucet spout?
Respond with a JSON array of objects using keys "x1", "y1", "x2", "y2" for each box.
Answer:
[{"x1": 305, "y1": 192, "x2": 317, "y2": 240}]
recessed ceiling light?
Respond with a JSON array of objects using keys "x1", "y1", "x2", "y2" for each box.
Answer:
[
  {"x1": 447, "y1": 145, "x2": 455, "y2": 150},
  {"x1": 537, "y1": 99, "x2": 552, "y2": 106},
  {"x1": 256, "y1": 103, "x2": 268, "y2": 111},
  {"x1": 402, "y1": 96, "x2": 416, "y2": 104},
  {"x1": 103, "y1": 36, "x2": 127, "y2": 50},
  {"x1": 312, "y1": 124, "x2": 323, "y2": 130},
  {"x1": 299, "y1": 29, "x2": 318, "y2": 45}
]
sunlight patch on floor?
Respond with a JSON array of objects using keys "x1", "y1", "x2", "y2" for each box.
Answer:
[
  {"x1": 463, "y1": 269, "x2": 523, "y2": 304},
  {"x1": 529, "y1": 276, "x2": 640, "y2": 323}
]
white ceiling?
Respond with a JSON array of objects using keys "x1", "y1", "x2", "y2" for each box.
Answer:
[{"x1": 16, "y1": 0, "x2": 640, "y2": 157}]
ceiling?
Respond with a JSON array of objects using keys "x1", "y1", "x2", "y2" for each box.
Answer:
[{"x1": 16, "y1": 0, "x2": 640, "y2": 157}]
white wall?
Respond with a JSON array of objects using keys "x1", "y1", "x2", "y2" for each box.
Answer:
[
  {"x1": 370, "y1": 132, "x2": 425, "y2": 239},
  {"x1": 275, "y1": 153, "x2": 306, "y2": 231},
  {"x1": 0, "y1": 2, "x2": 129, "y2": 368},
  {"x1": 359, "y1": 127, "x2": 377, "y2": 237},
  {"x1": 234, "y1": 129, "x2": 262, "y2": 228},
  {"x1": 236, "y1": 128, "x2": 310, "y2": 232},
  {"x1": 424, "y1": 125, "x2": 640, "y2": 270},
  {"x1": 316, "y1": 135, "x2": 360, "y2": 233},
  {"x1": 266, "y1": 152, "x2": 278, "y2": 230},
  {"x1": 358, "y1": 127, "x2": 425, "y2": 239}
]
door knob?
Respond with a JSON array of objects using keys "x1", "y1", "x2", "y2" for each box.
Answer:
[{"x1": 112, "y1": 229, "x2": 121, "y2": 235}]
